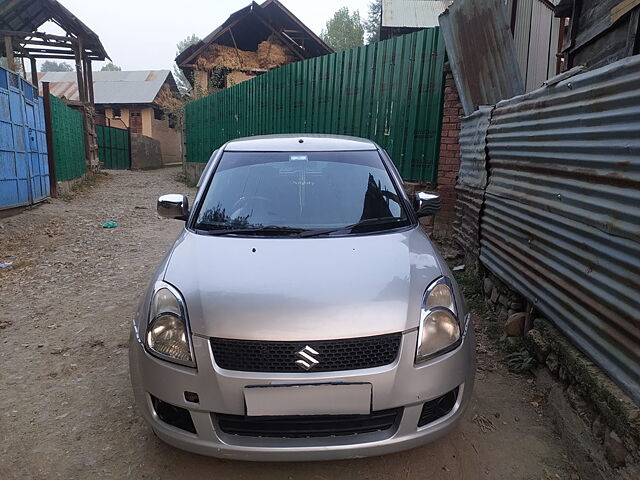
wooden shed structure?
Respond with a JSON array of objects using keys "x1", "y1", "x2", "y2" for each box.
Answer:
[{"x1": 176, "y1": 0, "x2": 333, "y2": 92}]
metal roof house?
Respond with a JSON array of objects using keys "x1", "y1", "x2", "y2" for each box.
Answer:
[
  {"x1": 380, "y1": 0, "x2": 453, "y2": 40},
  {"x1": 39, "y1": 70, "x2": 182, "y2": 164},
  {"x1": 175, "y1": 0, "x2": 333, "y2": 93}
]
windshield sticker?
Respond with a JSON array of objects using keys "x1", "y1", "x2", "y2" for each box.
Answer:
[{"x1": 289, "y1": 155, "x2": 308, "y2": 162}]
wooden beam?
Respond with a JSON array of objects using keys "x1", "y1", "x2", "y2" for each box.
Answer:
[
  {"x1": 0, "y1": 30, "x2": 79, "y2": 43},
  {"x1": 74, "y1": 38, "x2": 86, "y2": 104},
  {"x1": 612, "y1": 0, "x2": 640, "y2": 25},
  {"x1": 0, "y1": 0, "x2": 22, "y2": 18},
  {"x1": 4, "y1": 35, "x2": 16, "y2": 70},
  {"x1": 228, "y1": 28, "x2": 244, "y2": 70},
  {"x1": 252, "y1": 13, "x2": 305, "y2": 61},
  {"x1": 21, "y1": 47, "x2": 76, "y2": 55},
  {"x1": 625, "y1": 7, "x2": 640, "y2": 56},
  {"x1": 30, "y1": 57, "x2": 38, "y2": 93},
  {"x1": 86, "y1": 59, "x2": 94, "y2": 104}
]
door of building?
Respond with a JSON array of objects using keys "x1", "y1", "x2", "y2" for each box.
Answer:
[{"x1": 129, "y1": 110, "x2": 142, "y2": 134}]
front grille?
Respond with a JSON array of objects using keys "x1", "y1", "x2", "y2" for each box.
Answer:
[
  {"x1": 216, "y1": 408, "x2": 403, "y2": 438},
  {"x1": 210, "y1": 333, "x2": 402, "y2": 373}
]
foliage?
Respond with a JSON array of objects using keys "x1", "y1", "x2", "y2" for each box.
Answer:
[
  {"x1": 174, "y1": 34, "x2": 201, "y2": 93},
  {"x1": 101, "y1": 62, "x2": 122, "y2": 71},
  {"x1": 506, "y1": 350, "x2": 536, "y2": 373},
  {"x1": 364, "y1": 0, "x2": 383, "y2": 44},
  {"x1": 0, "y1": 57, "x2": 24, "y2": 73},
  {"x1": 320, "y1": 7, "x2": 365, "y2": 51},
  {"x1": 40, "y1": 60, "x2": 74, "y2": 72}
]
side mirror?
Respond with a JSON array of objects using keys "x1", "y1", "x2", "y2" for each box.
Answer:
[
  {"x1": 413, "y1": 192, "x2": 441, "y2": 218},
  {"x1": 157, "y1": 194, "x2": 189, "y2": 220}
]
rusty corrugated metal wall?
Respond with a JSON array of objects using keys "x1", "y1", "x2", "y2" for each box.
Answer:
[
  {"x1": 439, "y1": 0, "x2": 525, "y2": 115},
  {"x1": 479, "y1": 56, "x2": 640, "y2": 404},
  {"x1": 454, "y1": 107, "x2": 493, "y2": 255}
]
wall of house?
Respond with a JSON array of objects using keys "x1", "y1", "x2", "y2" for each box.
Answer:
[
  {"x1": 151, "y1": 118, "x2": 182, "y2": 165},
  {"x1": 103, "y1": 107, "x2": 153, "y2": 137}
]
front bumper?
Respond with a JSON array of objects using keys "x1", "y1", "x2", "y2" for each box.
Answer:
[{"x1": 129, "y1": 325, "x2": 475, "y2": 461}]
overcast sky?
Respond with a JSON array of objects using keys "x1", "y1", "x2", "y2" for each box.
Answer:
[{"x1": 46, "y1": 0, "x2": 372, "y2": 72}]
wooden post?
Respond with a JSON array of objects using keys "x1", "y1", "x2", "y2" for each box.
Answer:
[
  {"x1": 74, "y1": 39, "x2": 86, "y2": 103},
  {"x1": 42, "y1": 82, "x2": 58, "y2": 197},
  {"x1": 30, "y1": 57, "x2": 38, "y2": 92},
  {"x1": 82, "y1": 56, "x2": 89, "y2": 101},
  {"x1": 4, "y1": 35, "x2": 15, "y2": 71},
  {"x1": 86, "y1": 58, "x2": 94, "y2": 104}
]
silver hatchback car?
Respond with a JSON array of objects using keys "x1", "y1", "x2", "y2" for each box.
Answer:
[{"x1": 129, "y1": 134, "x2": 475, "y2": 461}]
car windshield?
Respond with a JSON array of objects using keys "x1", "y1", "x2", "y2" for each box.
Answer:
[{"x1": 193, "y1": 151, "x2": 411, "y2": 236}]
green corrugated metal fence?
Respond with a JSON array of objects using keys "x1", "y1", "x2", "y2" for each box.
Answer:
[
  {"x1": 50, "y1": 95, "x2": 86, "y2": 182},
  {"x1": 97, "y1": 125, "x2": 131, "y2": 169},
  {"x1": 185, "y1": 28, "x2": 446, "y2": 182}
]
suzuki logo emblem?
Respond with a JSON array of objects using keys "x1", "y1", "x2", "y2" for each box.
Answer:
[{"x1": 295, "y1": 345, "x2": 320, "y2": 371}]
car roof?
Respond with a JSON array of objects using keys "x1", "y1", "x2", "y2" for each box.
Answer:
[{"x1": 223, "y1": 134, "x2": 378, "y2": 152}]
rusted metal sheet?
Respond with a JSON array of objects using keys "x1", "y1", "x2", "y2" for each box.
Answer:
[
  {"x1": 481, "y1": 55, "x2": 640, "y2": 404},
  {"x1": 439, "y1": 0, "x2": 525, "y2": 115},
  {"x1": 454, "y1": 107, "x2": 493, "y2": 255},
  {"x1": 458, "y1": 106, "x2": 493, "y2": 189}
]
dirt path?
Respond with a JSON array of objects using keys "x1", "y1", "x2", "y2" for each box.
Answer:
[{"x1": 1, "y1": 168, "x2": 574, "y2": 479}]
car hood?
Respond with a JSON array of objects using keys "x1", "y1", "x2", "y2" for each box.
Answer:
[{"x1": 163, "y1": 227, "x2": 446, "y2": 341}]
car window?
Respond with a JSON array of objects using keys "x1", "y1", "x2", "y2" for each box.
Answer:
[{"x1": 194, "y1": 151, "x2": 410, "y2": 234}]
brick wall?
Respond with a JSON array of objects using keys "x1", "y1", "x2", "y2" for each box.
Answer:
[{"x1": 432, "y1": 65, "x2": 464, "y2": 240}]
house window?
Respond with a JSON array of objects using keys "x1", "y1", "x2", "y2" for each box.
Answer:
[
  {"x1": 112, "y1": 108, "x2": 122, "y2": 118},
  {"x1": 154, "y1": 108, "x2": 164, "y2": 120}
]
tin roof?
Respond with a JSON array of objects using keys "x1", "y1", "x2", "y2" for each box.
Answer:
[
  {"x1": 38, "y1": 70, "x2": 177, "y2": 105},
  {"x1": 382, "y1": 0, "x2": 453, "y2": 28}
]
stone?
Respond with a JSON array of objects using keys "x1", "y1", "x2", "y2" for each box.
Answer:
[
  {"x1": 510, "y1": 301, "x2": 523, "y2": 310},
  {"x1": 498, "y1": 294, "x2": 509, "y2": 307},
  {"x1": 504, "y1": 312, "x2": 526, "y2": 337},
  {"x1": 483, "y1": 277, "x2": 493, "y2": 296},
  {"x1": 497, "y1": 307, "x2": 509, "y2": 322},
  {"x1": 490, "y1": 287, "x2": 499, "y2": 304},
  {"x1": 525, "y1": 329, "x2": 550, "y2": 362},
  {"x1": 546, "y1": 352, "x2": 559, "y2": 375},
  {"x1": 604, "y1": 430, "x2": 628, "y2": 467},
  {"x1": 592, "y1": 416, "x2": 605, "y2": 441}
]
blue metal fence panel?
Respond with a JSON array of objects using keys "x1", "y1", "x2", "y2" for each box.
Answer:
[{"x1": 0, "y1": 67, "x2": 49, "y2": 210}]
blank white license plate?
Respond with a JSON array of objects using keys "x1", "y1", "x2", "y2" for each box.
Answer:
[{"x1": 244, "y1": 383, "x2": 372, "y2": 416}]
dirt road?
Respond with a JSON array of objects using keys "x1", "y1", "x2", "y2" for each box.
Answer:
[{"x1": 0, "y1": 168, "x2": 574, "y2": 479}]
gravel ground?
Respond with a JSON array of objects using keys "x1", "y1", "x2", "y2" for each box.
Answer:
[{"x1": 1, "y1": 168, "x2": 575, "y2": 479}]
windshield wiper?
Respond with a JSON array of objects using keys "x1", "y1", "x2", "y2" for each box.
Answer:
[
  {"x1": 194, "y1": 225, "x2": 310, "y2": 236},
  {"x1": 299, "y1": 217, "x2": 406, "y2": 238}
]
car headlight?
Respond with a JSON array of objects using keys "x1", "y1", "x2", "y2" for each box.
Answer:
[
  {"x1": 416, "y1": 277, "x2": 462, "y2": 363},
  {"x1": 145, "y1": 282, "x2": 196, "y2": 367}
]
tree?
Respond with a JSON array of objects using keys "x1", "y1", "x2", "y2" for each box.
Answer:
[
  {"x1": 101, "y1": 62, "x2": 122, "y2": 71},
  {"x1": 321, "y1": 7, "x2": 365, "y2": 52},
  {"x1": 174, "y1": 34, "x2": 200, "y2": 93},
  {"x1": 40, "y1": 60, "x2": 74, "y2": 72},
  {"x1": 364, "y1": 0, "x2": 382, "y2": 44},
  {"x1": 0, "y1": 57, "x2": 23, "y2": 74}
]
